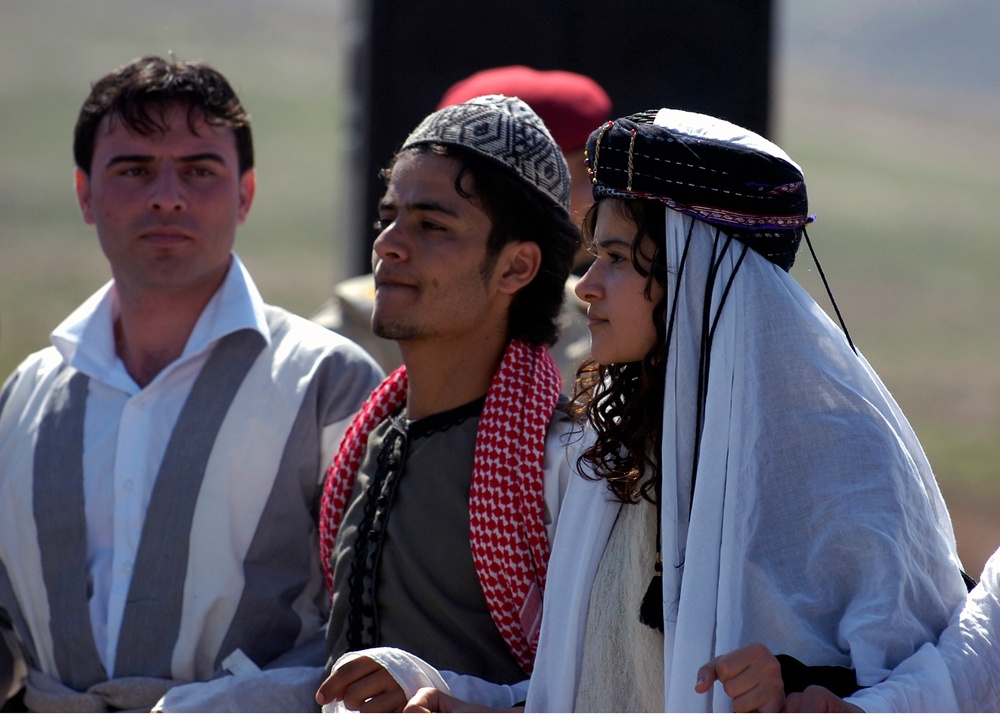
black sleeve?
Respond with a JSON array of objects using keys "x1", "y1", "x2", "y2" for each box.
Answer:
[
  {"x1": 0, "y1": 619, "x2": 15, "y2": 708},
  {"x1": 776, "y1": 654, "x2": 861, "y2": 697}
]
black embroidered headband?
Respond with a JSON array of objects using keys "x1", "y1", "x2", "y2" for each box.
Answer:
[{"x1": 585, "y1": 109, "x2": 814, "y2": 270}]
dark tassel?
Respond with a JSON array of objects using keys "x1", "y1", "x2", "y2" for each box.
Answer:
[{"x1": 638, "y1": 558, "x2": 664, "y2": 632}]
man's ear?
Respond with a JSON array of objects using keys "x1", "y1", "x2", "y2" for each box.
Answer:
[
  {"x1": 496, "y1": 241, "x2": 542, "y2": 295},
  {"x1": 237, "y1": 169, "x2": 256, "y2": 224},
  {"x1": 75, "y1": 168, "x2": 95, "y2": 225}
]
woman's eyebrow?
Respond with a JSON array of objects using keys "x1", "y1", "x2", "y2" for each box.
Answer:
[{"x1": 595, "y1": 237, "x2": 632, "y2": 250}]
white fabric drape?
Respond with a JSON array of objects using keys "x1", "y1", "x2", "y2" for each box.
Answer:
[
  {"x1": 528, "y1": 204, "x2": 967, "y2": 711},
  {"x1": 846, "y1": 546, "x2": 1000, "y2": 712}
]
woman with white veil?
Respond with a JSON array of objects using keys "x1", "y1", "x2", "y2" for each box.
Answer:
[{"x1": 524, "y1": 108, "x2": 968, "y2": 712}]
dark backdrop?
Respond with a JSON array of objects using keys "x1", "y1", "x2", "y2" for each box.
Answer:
[{"x1": 343, "y1": 0, "x2": 773, "y2": 273}]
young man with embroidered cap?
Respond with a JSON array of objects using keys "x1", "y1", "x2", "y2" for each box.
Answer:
[
  {"x1": 403, "y1": 107, "x2": 969, "y2": 713},
  {"x1": 314, "y1": 95, "x2": 580, "y2": 711},
  {"x1": 0, "y1": 56, "x2": 383, "y2": 712},
  {"x1": 313, "y1": 65, "x2": 612, "y2": 387}
]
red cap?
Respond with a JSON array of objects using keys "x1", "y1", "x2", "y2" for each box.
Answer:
[{"x1": 437, "y1": 65, "x2": 612, "y2": 153}]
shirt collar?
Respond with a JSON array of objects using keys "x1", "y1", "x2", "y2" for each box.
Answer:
[{"x1": 51, "y1": 254, "x2": 270, "y2": 389}]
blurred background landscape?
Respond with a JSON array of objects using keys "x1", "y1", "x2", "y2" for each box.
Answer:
[{"x1": 1, "y1": 0, "x2": 998, "y2": 576}]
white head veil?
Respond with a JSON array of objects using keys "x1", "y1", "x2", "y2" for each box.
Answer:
[{"x1": 528, "y1": 109, "x2": 967, "y2": 712}]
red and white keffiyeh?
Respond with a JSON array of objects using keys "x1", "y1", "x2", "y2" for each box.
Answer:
[{"x1": 318, "y1": 339, "x2": 561, "y2": 672}]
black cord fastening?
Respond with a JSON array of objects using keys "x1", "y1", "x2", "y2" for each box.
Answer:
[{"x1": 803, "y1": 227, "x2": 856, "y2": 354}]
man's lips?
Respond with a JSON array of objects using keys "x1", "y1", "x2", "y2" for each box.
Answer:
[
  {"x1": 140, "y1": 227, "x2": 192, "y2": 245},
  {"x1": 374, "y1": 274, "x2": 417, "y2": 290}
]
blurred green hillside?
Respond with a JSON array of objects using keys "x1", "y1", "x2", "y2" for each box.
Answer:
[
  {"x1": 0, "y1": 0, "x2": 351, "y2": 373},
  {"x1": 777, "y1": 0, "x2": 1000, "y2": 577},
  {"x1": 1, "y1": 0, "x2": 998, "y2": 575}
]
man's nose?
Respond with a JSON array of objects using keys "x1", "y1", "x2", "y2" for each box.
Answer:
[
  {"x1": 148, "y1": 169, "x2": 186, "y2": 212},
  {"x1": 373, "y1": 220, "x2": 407, "y2": 262}
]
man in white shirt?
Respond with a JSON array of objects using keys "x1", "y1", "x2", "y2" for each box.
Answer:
[{"x1": 0, "y1": 55, "x2": 383, "y2": 711}]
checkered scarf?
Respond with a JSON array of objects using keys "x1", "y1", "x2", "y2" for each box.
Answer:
[{"x1": 318, "y1": 339, "x2": 561, "y2": 672}]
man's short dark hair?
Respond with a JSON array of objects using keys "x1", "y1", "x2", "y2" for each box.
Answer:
[
  {"x1": 73, "y1": 55, "x2": 253, "y2": 175},
  {"x1": 387, "y1": 144, "x2": 578, "y2": 347}
]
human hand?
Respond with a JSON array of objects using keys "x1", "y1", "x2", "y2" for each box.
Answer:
[
  {"x1": 695, "y1": 642, "x2": 784, "y2": 712},
  {"x1": 785, "y1": 685, "x2": 863, "y2": 713},
  {"x1": 316, "y1": 655, "x2": 406, "y2": 712},
  {"x1": 403, "y1": 687, "x2": 518, "y2": 713}
]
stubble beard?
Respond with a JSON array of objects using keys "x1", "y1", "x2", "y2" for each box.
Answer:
[{"x1": 372, "y1": 313, "x2": 421, "y2": 342}]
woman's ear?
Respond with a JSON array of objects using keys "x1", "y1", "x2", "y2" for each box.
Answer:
[{"x1": 496, "y1": 241, "x2": 542, "y2": 295}]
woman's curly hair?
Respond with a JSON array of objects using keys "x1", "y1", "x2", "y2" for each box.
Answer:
[{"x1": 569, "y1": 198, "x2": 670, "y2": 504}]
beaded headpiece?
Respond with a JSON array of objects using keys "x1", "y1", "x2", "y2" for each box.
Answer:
[
  {"x1": 585, "y1": 108, "x2": 813, "y2": 270},
  {"x1": 400, "y1": 94, "x2": 571, "y2": 215}
]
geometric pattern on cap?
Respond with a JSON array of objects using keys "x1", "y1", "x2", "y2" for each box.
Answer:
[{"x1": 402, "y1": 94, "x2": 571, "y2": 214}]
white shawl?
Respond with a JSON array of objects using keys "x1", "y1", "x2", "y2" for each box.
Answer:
[
  {"x1": 527, "y1": 205, "x2": 967, "y2": 711},
  {"x1": 846, "y1": 546, "x2": 1000, "y2": 712}
]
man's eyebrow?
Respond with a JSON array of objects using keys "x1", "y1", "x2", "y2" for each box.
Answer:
[
  {"x1": 378, "y1": 198, "x2": 460, "y2": 218},
  {"x1": 104, "y1": 152, "x2": 229, "y2": 168},
  {"x1": 412, "y1": 200, "x2": 459, "y2": 217},
  {"x1": 104, "y1": 154, "x2": 153, "y2": 168},
  {"x1": 178, "y1": 152, "x2": 229, "y2": 165}
]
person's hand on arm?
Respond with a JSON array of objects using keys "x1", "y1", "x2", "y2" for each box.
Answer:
[
  {"x1": 785, "y1": 685, "x2": 863, "y2": 713},
  {"x1": 316, "y1": 655, "x2": 406, "y2": 713},
  {"x1": 696, "y1": 642, "x2": 785, "y2": 712}
]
